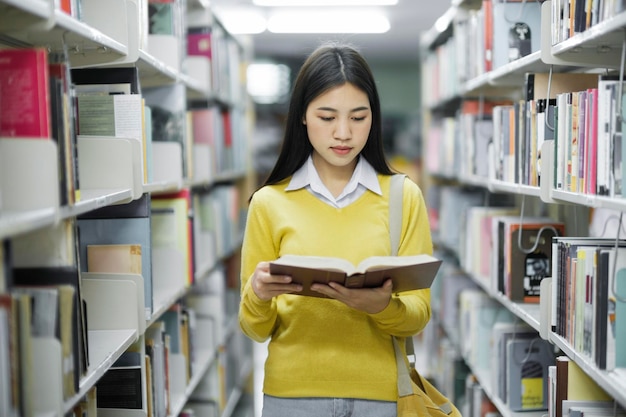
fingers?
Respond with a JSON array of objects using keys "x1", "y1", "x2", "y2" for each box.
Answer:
[
  {"x1": 251, "y1": 262, "x2": 302, "y2": 300},
  {"x1": 311, "y1": 280, "x2": 392, "y2": 314}
]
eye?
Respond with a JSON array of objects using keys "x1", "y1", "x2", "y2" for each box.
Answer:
[
  {"x1": 320, "y1": 116, "x2": 334, "y2": 121},
  {"x1": 353, "y1": 116, "x2": 366, "y2": 121}
]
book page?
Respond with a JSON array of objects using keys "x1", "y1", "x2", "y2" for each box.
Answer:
[
  {"x1": 356, "y1": 254, "x2": 437, "y2": 274},
  {"x1": 271, "y1": 254, "x2": 355, "y2": 274}
]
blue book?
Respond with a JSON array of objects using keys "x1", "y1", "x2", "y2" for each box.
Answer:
[
  {"x1": 506, "y1": 337, "x2": 555, "y2": 411},
  {"x1": 77, "y1": 195, "x2": 153, "y2": 318}
]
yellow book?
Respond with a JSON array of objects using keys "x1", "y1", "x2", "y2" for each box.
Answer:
[{"x1": 567, "y1": 359, "x2": 611, "y2": 401}]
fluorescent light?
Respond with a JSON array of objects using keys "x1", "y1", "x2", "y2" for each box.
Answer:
[
  {"x1": 215, "y1": 9, "x2": 267, "y2": 34},
  {"x1": 434, "y1": 7, "x2": 456, "y2": 33},
  {"x1": 268, "y1": 10, "x2": 390, "y2": 33},
  {"x1": 247, "y1": 62, "x2": 291, "y2": 104},
  {"x1": 255, "y1": 0, "x2": 397, "y2": 5}
]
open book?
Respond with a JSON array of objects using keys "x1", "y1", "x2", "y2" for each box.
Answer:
[{"x1": 269, "y1": 254, "x2": 442, "y2": 298}]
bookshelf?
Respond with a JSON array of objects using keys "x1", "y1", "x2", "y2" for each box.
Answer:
[
  {"x1": 0, "y1": 1, "x2": 255, "y2": 416},
  {"x1": 420, "y1": 0, "x2": 626, "y2": 416}
]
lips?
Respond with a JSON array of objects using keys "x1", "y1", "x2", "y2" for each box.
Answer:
[{"x1": 331, "y1": 146, "x2": 352, "y2": 155}]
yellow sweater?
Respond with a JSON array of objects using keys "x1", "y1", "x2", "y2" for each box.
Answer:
[{"x1": 239, "y1": 174, "x2": 433, "y2": 401}]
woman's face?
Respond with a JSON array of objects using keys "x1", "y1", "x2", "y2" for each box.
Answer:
[{"x1": 304, "y1": 82, "x2": 372, "y2": 175}]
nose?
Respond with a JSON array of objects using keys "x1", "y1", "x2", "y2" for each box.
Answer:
[{"x1": 333, "y1": 119, "x2": 351, "y2": 140}]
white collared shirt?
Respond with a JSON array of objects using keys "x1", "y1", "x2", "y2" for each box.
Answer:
[{"x1": 285, "y1": 155, "x2": 382, "y2": 208}]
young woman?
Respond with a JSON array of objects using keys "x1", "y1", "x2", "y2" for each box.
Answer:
[{"x1": 239, "y1": 43, "x2": 433, "y2": 417}]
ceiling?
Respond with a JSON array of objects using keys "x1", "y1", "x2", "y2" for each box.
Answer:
[{"x1": 209, "y1": 0, "x2": 452, "y2": 63}]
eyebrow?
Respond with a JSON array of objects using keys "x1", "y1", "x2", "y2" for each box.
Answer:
[{"x1": 315, "y1": 106, "x2": 370, "y2": 112}]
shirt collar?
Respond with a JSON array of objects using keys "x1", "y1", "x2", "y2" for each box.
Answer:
[{"x1": 286, "y1": 155, "x2": 382, "y2": 196}]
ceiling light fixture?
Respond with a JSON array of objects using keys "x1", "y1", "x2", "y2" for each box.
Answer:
[
  {"x1": 215, "y1": 9, "x2": 267, "y2": 34},
  {"x1": 254, "y1": 0, "x2": 397, "y2": 5},
  {"x1": 267, "y1": 10, "x2": 390, "y2": 33}
]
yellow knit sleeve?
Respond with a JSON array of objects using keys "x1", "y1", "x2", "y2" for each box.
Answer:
[{"x1": 238, "y1": 189, "x2": 281, "y2": 342}]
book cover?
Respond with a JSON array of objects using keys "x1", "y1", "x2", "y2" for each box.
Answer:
[
  {"x1": 503, "y1": 218, "x2": 565, "y2": 302},
  {"x1": 506, "y1": 337, "x2": 555, "y2": 411},
  {"x1": 0, "y1": 47, "x2": 51, "y2": 138},
  {"x1": 12, "y1": 266, "x2": 86, "y2": 396},
  {"x1": 567, "y1": 357, "x2": 611, "y2": 401},
  {"x1": 491, "y1": 0, "x2": 542, "y2": 70},
  {"x1": 491, "y1": 321, "x2": 536, "y2": 401},
  {"x1": 96, "y1": 350, "x2": 143, "y2": 409},
  {"x1": 268, "y1": 254, "x2": 442, "y2": 298},
  {"x1": 87, "y1": 243, "x2": 142, "y2": 275}
]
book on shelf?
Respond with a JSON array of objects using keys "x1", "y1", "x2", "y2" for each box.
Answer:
[
  {"x1": 12, "y1": 266, "x2": 88, "y2": 397},
  {"x1": 11, "y1": 286, "x2": 59, "y2": 338},
  {"x1": 144, "y1": 83, "x2": 191, "y2": 179},
  {"x1": 49, "y1": 55, "x2": 80, "y2": 206},
  {"x1": 505, "y1": 336, "x2": 555, "y2": 411},
  {"x1": 562, "y1": 355, "x2": 611, "y2": 402},
  {"x1": 491, "y1": 321, "x2": 537, "y2": 402},
  {"x1": 145, "y1": 321, "x2": 168, "y2": 417},
  {"x1": 552, "y1": 237, "x2": 626, "y2": 369},
  {"x1": 0, "y1": 47, "x2": 51, "y2": 139},
  {"x1": 10, "y1": 218, "x2": 78, "y2": 268},
  {"x1": 0, "y1": 293, "x2": 27, "y2": 415},
  {"x1": 595, "y1": 246, "x2": 626, "y2": 370},
  {"x1": 78, "y1": 194, "x2": 153, "y2": 318},
  {"x1": 268, "y1": 253, "x2": 442, "y2": 298},
  {"x1": 87, "y1": 243, "x2": 142, "y2": 275},
  {"x1": 464, "y1": 206, "x2": 518, "y2": 280},
  {"x1": 11, "y1": 284, "x2": 76, "y2": 399},
  {"x1": 595, "y1": 75, "x2": 625, "y2": 197},
  {"x1": 14, "y1": 292, "x2": 35, "y2": 417},
  {"x1": 159, "y1": 303, "x2": 183, "y2": 355},
  {"x1": 152, "y1": 189, "x2": 194, "y2": 287},
  {"x1": 562, "y1": 400, "x2": 626, "y2": 417},
  {"x1": 616, "y1": 268, "x2": 626, "y2": 369},
  {"x1": 494, "y1": 215, "x2": 565, "y2": 302},
  {"x1": 524, "y1": 73, "x2": 599, "y2": 101},
  {"x1": 96, "y1": 350, "x2": 144, "y2": 410},
  {"x1": 0, "y1": 305, "x2": 13, "y2": 417},
  {"x1": 490, "y1": 0, "x2": 542, "y2": 70},
  {"x1": 460, "y1": 289, "x2": 514, "y2": 370}
]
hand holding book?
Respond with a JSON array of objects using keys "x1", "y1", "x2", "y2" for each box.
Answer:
[{"x1": 269, "y1": 254, "x2": 442, "y2": 298}]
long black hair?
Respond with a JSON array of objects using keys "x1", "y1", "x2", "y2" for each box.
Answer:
[{"x1": 260, "y1": 42, "x2": 394, "y2": 188}]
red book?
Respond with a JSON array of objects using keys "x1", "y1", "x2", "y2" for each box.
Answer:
[
  {"x1": 483, "y1": 0, "x2": 493, "y2": 72},
  {"x1": 0, "y1": 47, "x2": 51, "y2": 138}
]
